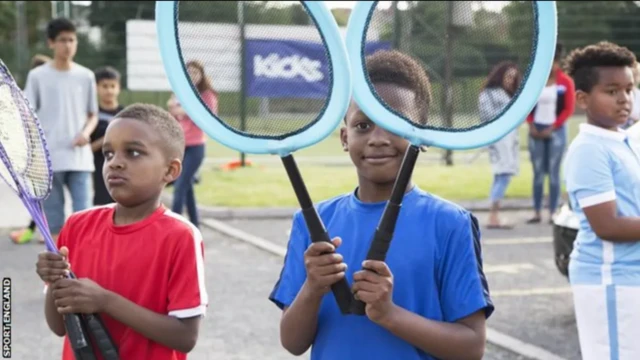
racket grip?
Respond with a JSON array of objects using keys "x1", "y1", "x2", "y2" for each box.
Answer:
[
  {"x1": 349, "y1": 212, "x2": 399, "y2": 316},
  {"x1": 65, "y1": 314, "x2": 97, "y2": 360},
  {"x1": 350, "y1": 145, "x2": 420, "y2": 316},
  {"x1": 85, "y1": 314, "x2": 120, "y2": 360},
  {"x1": 303, "y1": 208, "x2": 354, "y2": 314},
  {"x1": 281, "y1": 155, "x2": 354, "y2": 314},
  {"x1": 365, "y1": 205, "x2": 401, "y2": 262}
]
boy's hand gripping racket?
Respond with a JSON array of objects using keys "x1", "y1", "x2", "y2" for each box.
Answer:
[
  {"x1": 344, "y1": 1, "x2": 557, "y2": 315},
  {"x1": 156, "y1": 1, "x2": 355, "y2": 313},
  {"x1": 0, "y1": 60, "x2": 119, "y2": 359}
]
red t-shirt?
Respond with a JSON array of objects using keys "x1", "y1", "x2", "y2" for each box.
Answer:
[{"x1": 51, "y1": 204, "x2": 208, "y2": 360}]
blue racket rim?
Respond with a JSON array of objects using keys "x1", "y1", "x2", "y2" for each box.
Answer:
[
  {"x1": 345, "y1": 1, "x2": 558, "y2": 150},
  {"x1": 155, "y1": 1, "x2": 352, "y2": 156}
]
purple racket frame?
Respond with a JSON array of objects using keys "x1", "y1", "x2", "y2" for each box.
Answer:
[
  {"x1": 0, "y1": 60, "x2": 121, "y2": 359},
  {"x1": 0, "y1": 60, "x2": 58, "y2": 255}
]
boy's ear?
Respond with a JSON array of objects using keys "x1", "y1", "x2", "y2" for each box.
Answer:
[
  {"x1": 164, "y1": 158, "x2": 182, "y2": 184},
  {"x1": 339, "y1": 126, "x2": 348, "y2": 152},
  {"x1": 576, "y1": 90, "x2": 588, "y2": 111}
]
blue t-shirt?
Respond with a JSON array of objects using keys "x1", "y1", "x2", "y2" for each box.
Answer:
[
  {"x1": 564, "y1": 123, "x2": 640, "y2": 286},
  {"x1": 269, "y1": 186, "x2": 494, "y2": 360}
]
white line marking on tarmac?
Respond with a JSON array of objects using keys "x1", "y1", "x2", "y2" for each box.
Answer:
[
  {"x1": 202, "y1": 218, "x2": 569, "y2": 360},
  {"x1": 202, "y1": 218, "x2": 286, "y2": 257},
  {"x1": 484, "y1": 237, "x2": 552, "y2": 245},
  {"x1": 491, "y1": 287, "x2": 573, "y2": 297},
  {"x1": 484, "y1": 263, "x2": 537, "y2": 274},
  {"x1": 486, "y1": 328, "x2": 569, "y2": 360}
]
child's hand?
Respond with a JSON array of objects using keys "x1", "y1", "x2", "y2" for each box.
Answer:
[
  {"x1": 352, "y1": 260, "x2": 396, "y2": 324},
  {"x1": 72, "y1": 132, "x2": 90, "y2": 147},
  {"x1": 36, "y1": 247, "x2": 70, "y2": 283},
  {"x1": 539, "y1": 127, "x2": 554, "y2": 139},
  {"x1": 52, "y1": 278, "x2": 110, "y2": 314},
  {"x1": 303, "y1": 237, "x2": 347, "y2": 298}
]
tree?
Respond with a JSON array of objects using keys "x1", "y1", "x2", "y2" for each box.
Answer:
[
  {"x1": 503, "y1": 1, "x2": 638, "y2": 66},
  {"x1": 87, "y1": 1, "x2": 155, "y2": 88},
  {"x1": 87, "y1": 1, "x2": 319, "y2": 87},
  {"x1": 0, "y1": 1, "x2": 52, "y2": 85}
]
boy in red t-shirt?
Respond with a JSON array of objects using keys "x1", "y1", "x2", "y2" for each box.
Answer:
[{"x1": 35, "y1": 103, "x2": 208, "y2": 360}]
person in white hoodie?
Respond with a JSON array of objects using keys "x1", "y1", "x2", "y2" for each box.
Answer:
[{"x1": 478, "y1": 61, "x2": 523, "y2": 229}]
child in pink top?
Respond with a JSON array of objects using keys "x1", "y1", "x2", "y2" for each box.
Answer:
[{"x1": 167, "y1": 60, "x2": 218, "y2": 228}]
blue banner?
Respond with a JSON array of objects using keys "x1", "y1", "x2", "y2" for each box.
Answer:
[{"x1": 246, "y1": 39, "x2": 391, "y2": 99}]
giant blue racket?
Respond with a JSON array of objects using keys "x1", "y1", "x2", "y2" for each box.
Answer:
[
  {"x1": 0, "y1": 59, "x2": 119, "y2": 359},
  {"x1": 156, "y1": 1, "x2": 355, "y2": 313},
  {"x1": 344, "y1": 1, "x2": 557, "y2": 314}
]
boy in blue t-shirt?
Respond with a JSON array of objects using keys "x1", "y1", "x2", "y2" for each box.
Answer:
[
  {"x1": 269, "y1": 50, "x2": 494, "y2": 360},
  {"x1": 562, "y1": 42, "x2": 640, "y2": 360}
]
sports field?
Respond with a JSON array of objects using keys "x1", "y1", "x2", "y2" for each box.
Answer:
[{"x1": 185, "y1": 115, "x2": 585, "y2": 207}]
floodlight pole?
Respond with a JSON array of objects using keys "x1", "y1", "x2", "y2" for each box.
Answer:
[
  {"x1": 443, "y1": 2, "x2": 454, "y2": 166},
  {"x1": 392, "y1": 1, "x2": 401, "y2": 50},
  {"x1": 238, "y1": 0, "x2": 247, "y2": 167},
  {"x1": 15, "y1": 1, "x2": 27, "y2": 86}
]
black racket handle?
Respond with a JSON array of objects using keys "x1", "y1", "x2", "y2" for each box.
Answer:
[
  {"x1": 350, "y1": 145, "x2": 421, "y2": 316},
  {"x1": 282, "y1": 154, "x2": 354, "y2": 314},
  {"x1": 303, "y1": 208, "x2": 355, "y2": 314},
  {"x1": 84, "y1": 314, "x2": 120, "y2": 360},
  {"x1": 62, "y1": 271, "x2": 97, "y2": 359},
  {"x1": 349, "y1": 209, "x2": 399, "y2": 316},
  {"x1": 65, "y1": 314, "x2": 97, "y2": 360},
  {"x1": 63, "y1": 271, "x2": 118, "y2": 359}
]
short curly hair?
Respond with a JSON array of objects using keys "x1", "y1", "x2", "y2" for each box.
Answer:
[
  {"x1": 364, "y1": 50, "x2": 432, "y2": 124},
  {"x1": 563, "y1": 41, "x2": 637, "y2": 93},
  {"x1": 114, "y1": 103, "x2": 185, "y2": 160}
]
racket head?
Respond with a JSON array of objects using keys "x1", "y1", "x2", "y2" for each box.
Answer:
[
  {"x1": 0, "y1": 59, "x2": 53, "y2": 200},
  {"x1": 155, "y1": 1, "x2": 352, "y2": 156},
  {"x1": 345, "y1": 1, "x2": 558, "y2": 150}
]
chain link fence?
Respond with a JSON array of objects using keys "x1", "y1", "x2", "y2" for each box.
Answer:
[{"x1": 1, "y1": 1, "x2": 639, "y2": 162}]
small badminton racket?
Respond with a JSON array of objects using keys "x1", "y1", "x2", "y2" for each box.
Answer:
[
  {"x1": 344, "y1": 1, "x2": 557, "y2": 315},
  {"x1": 0, "y1": 59, "x2": 119, "y2": 359},
  {"x1": 156, "y1": 1, "x2": 355, "y2": 313}
]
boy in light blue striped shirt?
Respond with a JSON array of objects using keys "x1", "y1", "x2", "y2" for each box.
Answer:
[{"x1": 563, "y1": 41, "x2": 640, "y2": 360}]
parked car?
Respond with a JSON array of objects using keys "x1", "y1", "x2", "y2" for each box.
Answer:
[{"x1": 552, "y1": 121, "x2": 640, "y2": 278}]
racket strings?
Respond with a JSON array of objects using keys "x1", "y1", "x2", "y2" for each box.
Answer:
[
  {"x1": 365, "y1": 1, "x2": 536, "y2": 131},
  {"x1": 175, "y1": 1, "x2": 332, "y2": 140},
  {"x1": 19, "y1": 95, "x2": 51, "y2": 199},
  {"x1": 0, "y1": 83, "x2": 29, "y2": 191},
  {"x1": 0, "y1": 70, "x2": 51, "y2": 200}
]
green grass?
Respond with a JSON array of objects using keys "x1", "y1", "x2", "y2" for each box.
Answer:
[
  {"x1": 188, "y1": 115, "x2": 584, "y2": 208},
  {"x1": 204, "y1": 114, "x2": 586, "y2": 160},
  {"x1": 190, "y1": 155, "x2": 548, "y2": 208},
  {"x1": 127, "y1": 88, "x2": 584, "y2": 208},
  {"x1": 120, "y1": 89, "x2": 587, "y2": 161}
]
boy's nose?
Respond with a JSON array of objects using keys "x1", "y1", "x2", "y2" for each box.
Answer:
[
  {"x1": 108, "y1": 156, "x2": 125, "y2": 170},
  {"x1": 367, "y1": 126, "x2": 392, "y2": 146}
]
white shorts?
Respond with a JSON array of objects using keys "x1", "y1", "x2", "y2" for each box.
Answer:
[{"x1": 572, "y1": 284, "x2": 640, "y2": 360}]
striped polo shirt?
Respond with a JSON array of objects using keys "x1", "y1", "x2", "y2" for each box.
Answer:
[{"x1": 564, "y1": 123, "x2": 640, "y2": 286}]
